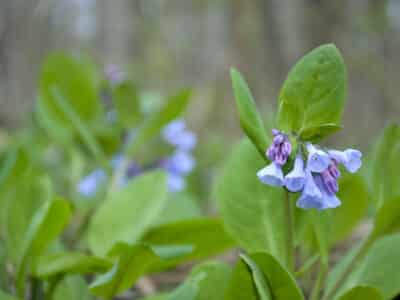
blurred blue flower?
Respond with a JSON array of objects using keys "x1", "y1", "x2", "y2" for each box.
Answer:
[
  {"x1": 77, "y1": 169, "x2": 107, "y2": 197},
  {"x1": 257, "y1": 162, "x2": 284, "y2": 186},
  {"x1": 285, "y1": 153, "x2": 306, "y2": 192},
  {"x1": 328, "y1": 149, "x2": 362, "y2": 173},
  {"x1": 167, "y1": 173, "x2": 186, "y2": 192},
  {"x1": 162, "y1": 119, "x2": 197, "y2": 151},
  {"x1": 163, "y1": 150, "x2": 195, "y2": 175}
]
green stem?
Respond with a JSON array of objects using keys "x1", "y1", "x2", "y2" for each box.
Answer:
[
  {"x1": 295, "y1": 254, "x2": 319, "y2": 278},
  {"x1": 46, "y1": 275, "x2": 63, "y2": 300},
  {"x1": 31, "y1": 277, "x2": 44, "y2": 300},
  {"x1": 322, "y1": 236, "x2": 373, "y2": 300},
  {"x1": 310, "y1": 264, "x2": 327, "y2": 300},
  {"x1": 284, "y1": 190, "x2": 295, "y2": 272}
]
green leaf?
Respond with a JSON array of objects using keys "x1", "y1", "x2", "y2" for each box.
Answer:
[
  {"x1": 370, "y1": 123, "x2": 400, "y2": 205},
  {"x1": 299, "y1": 123, "x2": 342, "y2": 142},
  {"x1": 39, "y1": 53, "x2": 101, "y2": 129},
  {"x1": 190, "y1": 262, "x2": 232, "y2": 300},
  {"x1": 329, "y1": 174, "x2": 369, "y2": 244},
  {"x1": 230, "y1": 68, "x2": 268, "y2": 157},
  {"x1": 88, "y1": 171, "x2": 168, "y2": 256},
  {"x1": 278, "y1": 44, "x2": 346, "y2": 137},
  {"x1": 16, "y1": 198, "x2": 72, "y2": 298},
  {"x1": 168, "y1": 272, "x2": 205, "y2": 300},
  {"x1": 215, "y1": 139, "x2": 289, "y2": 266},
  {"x1": 89, "y1": 243, "x2": 182, "y2": 298},
  {"x1": 128, "y1": 90, "x2": 191, "y2": 156},
  {"x1": 338, "y1": 286, "x2": 383, "y2": 300},
  {"x1": 112, "y1": 81, "x2": 141, "y2": 127},
  {"x1": 350, "y1": 234, "x2": 400, "y2": 299},
  {"x1": 53, "y1": 276, "x2": 91, "y2": 300},
  {"x1": 224, "y1": 259, "x2": 258, "y2": 300},
  {"x1": 0, "y1": 290, "x2": 20, "y2": 300},
  {"x1": 242, "y1": 252, "x2": 305, "y2": 300},
  {"x1": 142, "y1": 218, "x2": 235, "y2": 269},
  {"x1": 240, "y1": 254, "x2": 272, "y2": 300},
  {"x1": 371, "y1": 196, "x2": 400, "y2": 239},
  {"x1": 49, "y1": 87, "x2": 108, "y2": 169},
  {"x1": 33, "y1": 252, "x2": 112, "y2": 278}
]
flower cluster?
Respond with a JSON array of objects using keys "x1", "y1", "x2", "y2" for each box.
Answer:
[
  {"x1": 257, "y1": 129, "x2": 362, "y2": 210},
  {"x1": 77, "y1": 119, "x2": 197, "y2": 197}
]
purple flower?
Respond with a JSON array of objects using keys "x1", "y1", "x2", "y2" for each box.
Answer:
[
  {"x1": 266, "y1": 129, "x2": 292, "y2": 166},
  {"x1": 257, "y1": 162, "x2": 284, "y2": 186},
  {"x1": 104, "y1": 64, "x2": 126, "y2": 85},
  {"x1": 125, "y1": 161, "x2": 142, "y2": 178},
  {"x1": 162, "y1": 119, "x2": 197, "y2": 151},
  {"x1": 77, "y1": 169, "x2": 107, "y2": 197},
  {"x1": 296, "y1": 171, "x2": 324, "y2": 209},
  {"x1": 328, "y1": 149, "x2": 362, "y2": 173},
  {"x1": 162, "y1": 151, "x2": 195, "y2": 175},
  {"x1": 306, "y1": 143, "x2": 331, "y2": 173},
  {"x1": 314, "y1": 174, "x2": 341, "y2": 209},
  {"x1": 285, "y1": 154, "x2": 306, "y2": 192}
]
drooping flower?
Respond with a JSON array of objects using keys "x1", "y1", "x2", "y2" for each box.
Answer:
[
  {"x1": 306, "y1": 143, "x2": 331, "y2": 173},
  {"x1": 162, "y1": 119, "x2": 197, "y2": 151},
  {"x1": 328, "y1": 149, "x2": 362, "y2": 173},
  {"x1": 296, "y1": 171, "x2": 324, "y2": 209},
  {"x1": 162, "y1": 150, "x2": 196, "y2": 175},
  {"x1": 167, "y1": 173, "x2": 186, "y2": 192},
  {"x1": 257, "y1": 162, "x2": 284, "y2": 186},
  {"x1": 258, "y1": 129, "x2": 292, "y2": 187},
  {"x1": 313, "y1": 174, "x2": 341, "y2": 209},
  {"x1": 77, "y1": 169, "x2": 107, "y2": 197},
  {"x1": 285, "y1": 153, "x2": 306, "y2": 192}
]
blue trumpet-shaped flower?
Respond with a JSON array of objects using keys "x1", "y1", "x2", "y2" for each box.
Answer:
[
  {"x1": 257, "y1": 162, "x2": 284, "y2": 186},
  {"x1": 77, "y1": 169, "x2": 107, "y2": 197},
  {"x1": 163, "y1": 150, "x2": 196, "y2": 175},
  {"x1": 167, "y1": 173, "x2": 186, "y2": 192},
  {"x1": 314, "y1": 174, "x2": 341, "y2": 209},
  {"x1": 296, "y1": 171, "x2": 324, "y2": 209},
  {"x1": 162, "y1": 119, "x2": 197, "y2": 151},
  {"x1": 306, "y1": 143, "x2": 331, "y2": 173},
  {"x1": 284, "y1": 154, "x2": 306, "y2": 192},
  {"x1": 328, "y1": 149, "x2": 362, "y2": 173}
]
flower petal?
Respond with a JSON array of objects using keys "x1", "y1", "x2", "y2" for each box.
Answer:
[{"x1": 257, "y1": 162, "x2": 284, "y2": 186}]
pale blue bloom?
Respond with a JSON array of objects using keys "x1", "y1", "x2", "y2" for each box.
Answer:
[
  {"x1": 314, "y1": 174, "x2": 341, "y2": 209},
  {"x1": 328, "y1": 149, "x2": 362, "y2": 173},
  {"x1": 162, "y1": 119, "x2": 197, "y2": 151},
  {"x1": 167, "y1": 173, "x2": 186, "y2": 192},
  {"x1": 163, "y1": 150, "x2": 195, "y2": 175},
  {"x1": 77, "y1": 169, "x2": 107, "y2": 197},
  {"x1": 257, "y1": 162, "x2": 284, "y2": 186},
  {"x1": 296, "y1": 171, "x2": 323, "y2": 209},
  {"x1": 285, "y1": 154, "x2": 306, "y2": 192},
  {"x1": 306, "y1": 143, "x2": 331, "y2": 173}
]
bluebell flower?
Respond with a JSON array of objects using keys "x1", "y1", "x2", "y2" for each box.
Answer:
[
  {"x1": 328, "y1": 149, "x2": 362, "y2": 173},
  {"x1": 167, "y1": 173, "x2": 186, "y2": 192},
  {"x1": 306, "y1": 143, "x2": 331, "y2": 173},
  {"x1": 285, "y1": 153, "x2": 306, "y2": 192},
  {"x1": 77, "y1": 169, "x2": 107, "y2": 197},
  {"x1": 162, "y1": 150, "x2": 195, "y2": 175},
  {"x1": 313, "y1": 174, "x2": 341, "y2": 209},
  {"x1": 257, "y1": 162, "x2": 284, "y2": 186},
  {"x1": 296, "y1": 171, "x2": 324, "y2": 209},
  {"x1": 162, "y1": 119, "x2": 197, "y2": 151}
]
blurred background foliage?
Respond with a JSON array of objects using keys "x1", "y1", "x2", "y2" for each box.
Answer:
[{"x1": 0, "y1": 0, "x2": 398, "y2": 150}]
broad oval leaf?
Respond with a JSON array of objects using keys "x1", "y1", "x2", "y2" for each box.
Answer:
[
  {"x1": 88, "y1": 171, "x2": 168, "y2": 256},
  {"x1": 224, "y1": 259, "x2": 258, "y2": 300},
  {"x1": 39, "y1": 53, "x2": 101, "y2": 129},
  {"x1": 338, "y1": 286, "x2": 383, "y2": 300},
  {"x1": 215, "y1": 139, "x2": 288, "y2": 266},
  {"x1": 371, "y1": 197, "x2": 400, "y2": 239},
  {"x1": 33, "y1": 252, "x2": 112, "y2": 278},
  {"x1": 242, "y1": 252, "x2": 304, "y2": 300},
  {"x1": 278, "y1": 44, "x2": 346, "y2": 138},
  {"x1": 142, "y1": 218, "x2": 235, "y2": 270},
  {"x1": 230, "y1": 68, "x2": 268, "y2": 157}
]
